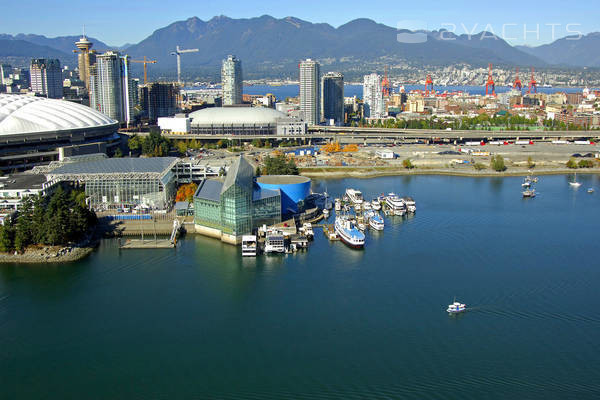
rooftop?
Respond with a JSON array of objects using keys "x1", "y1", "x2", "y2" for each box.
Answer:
[
  {"x1": 47, "y1": 157, "x2": 178, "y2": 179},
  {"x1": 190, "y1": 106, "x2": 290, "y2": 126},
  {"x1": 256, "y1": 175, "x2": 310, "y2": 185},
  {"x1": 0, "y1": 173, "x2": 47, "y2": 191}
]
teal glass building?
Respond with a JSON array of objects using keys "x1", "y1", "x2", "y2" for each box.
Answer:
[{"x1": 194, "y1": 156, "x2": 281, "y2": 244}]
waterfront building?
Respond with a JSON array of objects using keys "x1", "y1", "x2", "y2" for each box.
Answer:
[
  {"x1": 256, "y1": 175, "x2": 311, "y2": 215},
  {"x1": 189, "y1": 106, "x2": 306, "y2": 136},
  {"x1": 30, "y1": 58, "x2": 63, "y2": 99},
  {"x1": 363, "y1": 73, "x2": 384, "y2": 119},
  {"x1": 140, "y1": 82, "x2": 178, "y2": 121},
  {"x1": 74, "y1": 34, "x2": 96, "y2": 90},
  {"x1": 46, "y1": 157, "x2": 179, "y2": 211},
  {"x1": 299, "y1": 59, "x2": 320, "y2": 125},
  {"x1": 321, "y1": 72, "x2": 344, "y2": 126},
  {"x1": 89, "y1": 51, "x2": 134, "y2": 125},
  {"x1": 0, "y1": 94, "x2": 119, "y2": 172},
  {"x1": 221, "y1": 55, "x2": 243, "y2": 106},
  {"x1": 194, "y1": 156, "x2": 281, "y2": 244},
  {"x1": 0, "y1": 173, "x2": 58, "y2": 223}
]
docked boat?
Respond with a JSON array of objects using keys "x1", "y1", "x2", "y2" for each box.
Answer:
[
  {"x1": 522, "y1": 189, "x2": 536, "y2": 198},
  {"x1": 323, "y1": 208, "x2": 330, "y2": 218},
  {"x1": 334, "y1": 198, "x2": 341, "y2": 211},
  {"x1": 241, "y1": 235, "x2": 258, "y2": 256},
  {"x1": 402, "y1": 197, "x2": 416, "y2": 213},
  {"x1": 334, "y1": 215, "x2": 365, "y2": 249},
  {"x1": 346, "y1": 188, "x2": 364, "y2": 205},
  {"x1": 371, "y1": 199, "x2": 381, "y2": 211},
  {"x1": 384, "y1": 193, "x2": 406, "y2": 216},
  {"x1": 301, "y1": 223, "x2": 314, "y2": 240},
  {"x1": 447, "y1": 299, "x2": 467, "y2": 314},
  {"x1": 366, "y1": 211, "x2": 384, "y2": 231},
  {"x1": 362, "y1": 202, "x2": 371, "y2": 210},
  {"x1": 264, "y1": 232, "x2": 285, "y2": 254}
]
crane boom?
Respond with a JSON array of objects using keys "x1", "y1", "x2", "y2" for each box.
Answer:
[
  {"x1": 171, "y1": 46, "x2": 199, "y2": 85},
  {"x1": 130, "y1": 56, "x2": 157, "y2": 84}
]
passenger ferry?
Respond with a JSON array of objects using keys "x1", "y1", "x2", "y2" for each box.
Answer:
[
  {"x1": 335, "y1": 215, "x2": 365, "y2": 249},
  {"x1": 241, "y1": 235, "x2": 258, "y2": 256},
  {"x1": 384, "y1": 193, "x2": 406, "y2": 216},
  {"x1": 345, "y1": 189, "x2": 364, "y2": 205},
  {"x1": 402, "y1": 197, "x2": 417, "y2": 213}
]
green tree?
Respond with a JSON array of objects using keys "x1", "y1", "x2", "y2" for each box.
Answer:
[
  {"x1": 473, "y1": 162, "x2": 486, "y2": 171},
  {"x1": 13, "y1": 196, "x2": 33, "y2": 252},
  {"x1": 0, "y1": 222, "x2": 14, "y2": 253},
  {"x1": 490, "y1": 155, "x2": 507, "y2": 172},
  {"x1": 128, "y1": 135, "x2": 143, "y2": 151},
  {"x1": 114, "y1": 147, "x2": 123, "y2": 158},
  {"x1": 263, "y1": 155, "x2": 299, "y2": 175},
  {"x1": 527, "y1": 156, "x2": 535, "y2": 169},
  {"x1": 566, "y1": 158, "x2": 578, "y2": 169},
  {"x1": 402, "y1": 158, "x2": 415, "y2": 169}
]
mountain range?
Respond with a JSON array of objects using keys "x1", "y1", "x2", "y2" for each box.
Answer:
[{"x1": 1, "y1": 15, "x2": 598, "y2": 80}]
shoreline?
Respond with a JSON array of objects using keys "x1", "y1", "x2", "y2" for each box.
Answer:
[
  {"x1": 0, "y1": 235, "x2": 100, "y2": 265},
  {"x1": 300, "y1": 167, "x2": 600, "y2": 179}
]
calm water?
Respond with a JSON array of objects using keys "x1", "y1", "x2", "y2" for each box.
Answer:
[{"x1": 1, "y1": 175, "x2": 600, "y2": 399}]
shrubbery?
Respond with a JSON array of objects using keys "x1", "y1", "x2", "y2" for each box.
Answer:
[{"x1": 490, "y1": 155, "x2": 507, "y2": 172}]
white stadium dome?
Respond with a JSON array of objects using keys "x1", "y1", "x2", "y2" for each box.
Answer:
[
  {"x1": 190, "y1": 107, "x2": 289, "y2": 125},
  {"x1": 0, "y1": 94, "x2": 117, "y2": 136}
]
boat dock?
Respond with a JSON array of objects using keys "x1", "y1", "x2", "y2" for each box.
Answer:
[{"x1": 119, "y1": 238, "x2": 175, "y2": 249}]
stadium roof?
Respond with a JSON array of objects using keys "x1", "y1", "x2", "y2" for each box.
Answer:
[
  {"x1": 0, "y1": 94, "x2": 117, "y2": 136},
  {"x1": 47, "y1": 157, "x2": 178, "y2": 180},
  {"x1": 189, "y1": 106, "x2": 289, "y2": 126}
]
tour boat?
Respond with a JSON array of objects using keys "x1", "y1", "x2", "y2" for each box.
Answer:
[
  {"x1": 367, "y1": 211, "x2": 385, "y2": 231},
  {"x1": 363, "y1": 202, "x2": 372, "y2": 210},
  {"x1": 384, "y1": 193, "x2": 406, "y2": 216},
  {"x1": 402, "y1": 197, "x2": 417, "y2": 213},
  {"x1": 447, "y1": 299, "x2": 467, "y2": 314},
  {"x1": 345, "y1": 188, "x2": 364, "y2": 205},
  {"x1": 241, "y1": 235, "x2": 257, "y2": 257},
  {"x1": 371, "y1": 199, "x2": 381, "y2": 211},
  {"x1": 335, "y1": 215, "x2": 365, "y2": 249}
]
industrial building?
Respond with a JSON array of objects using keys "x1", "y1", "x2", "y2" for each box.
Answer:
[
  {"x1": 256, "y1": 175, "x2": 311, "y2": 215},
  {"x1": 46, "y1": 157, "x2": 179, "y2": 211},
  {"x1": 189, "y1": 106, "x2": 306, "y2": 136},
  {"x1": 194, "y1": 156, "x2": 282, "y2": 244},
  {"x1": 0, "y1": 94, "x2": 120, "y2": 171}
]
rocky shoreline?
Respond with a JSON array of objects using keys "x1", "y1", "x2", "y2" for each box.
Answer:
[{"x1": 0, "y1": 237, "x2": 99, "y2": 264}]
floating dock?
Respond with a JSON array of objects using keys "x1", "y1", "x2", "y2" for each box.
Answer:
[{"x1": 119, "y1": 239, "x2": 175, "y2": 249}]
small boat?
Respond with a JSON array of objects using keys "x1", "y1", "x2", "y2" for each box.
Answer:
[
  {"x1": 569, "y1": 173, "x2": 582, "y2": 187},
  {"x1": 241, "y1": 235, "x2": 258, "y2": 256},
  {"x1": 368, "y1": 212, "x2": 385, "y2": 231},
  {"x1": 521, "y1": 180, "x2": 531, "y2": 188},
  {"x1": 362, "y1": 202, "x2": 372, "y2": 210},
  {"x1": 447, "y1": 299, "x2": 467, "y2": 314},
  {"x1": 588, "y1": 188, "x2": 595, "y2": 193},
  {"x1": 334, "y1": 215, "x2": 365, "y2": 249},
  {"x1": 371, "y1": 199, "x2": 381, "y2": 211},
  {"x1": 522, "y1": 189, "x2": 536, "y2": 198},
  {"x1": 334, "y1": 198, "x2": 341, "y2": 211},
  {"x1": 402, "y1": 196, "x2": 416, "y2": 213},
  {"x1": 345, "y1": 188, "x2": 364, "y2": 205},
  {"x1": 301, "y1": 223, "x2": 314, "y2": 239},
  {"x1": 323, "y1": 208, "x2": 330, "y2": 218}
]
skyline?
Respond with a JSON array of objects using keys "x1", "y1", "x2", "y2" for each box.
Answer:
[{"x1": 2, "y1": 0, "x2": 598, "y2": 47}]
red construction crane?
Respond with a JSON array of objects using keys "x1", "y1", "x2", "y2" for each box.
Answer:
[
  {"x1": 425, "y1": 74, "x2": 434, "y2": 96},
  {"x1": 513, "y1": 67, "x2": 522, "y2": 92},
  {"x1": 527, "y1": 67, "x2": 538, "y2": 94},
  {"x1": 485, "y1": 63, "x2": 496, "y2": 96},
  {"x1": 382, "y1": 65, "x2": 391, "y2": 97}
]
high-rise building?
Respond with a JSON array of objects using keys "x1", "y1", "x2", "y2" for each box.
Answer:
[
  {"x1": 74, "y1": 34, "x2": 96, "y2": 90},
  {"x1": 140, "y1": 82, "x2": 179, "y2": 121},
  {"x1": 221, "y1": 55, "x2": 242, "y2": 105},
  {"x1": 299, "y1": 59, "x2": 320, "y2": 125},
  {"x1": 0, "y1": 64, "x2": 11, "y2": 85},
  {"x1": 30, "y1": 59, "x2": 63, "y2": 99},
  {"x1": 89, "y1": 51, "x2": 134, "y2": 124},
  {"x1": 321, "y1": 72, "x2": 344, "y2": 125},
  {"x1": 363, "y1": 73, "x2": 384, "y2": 119}
]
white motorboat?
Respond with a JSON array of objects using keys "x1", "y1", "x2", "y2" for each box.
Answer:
[
  {"x1": 334, "y1": 198, "x2": 341, "y2": 211},
  {"x1": 588, "y1": 188, "x2": 595, "y2": 193},
  {"x1": 522, "y1": 189, "x2": 536, "y2": 198},
  {"x1": 447, "y1": 299, "x2": 467, "y2": 314},
  {"x1": 335, "y1": 215, "x2": 365, "y2": 249},
  {"x1": 345, "y1": 188, "x2": 364, "y2": 205},
  {"x1": 363, "y1": 202, "x2": 372, "y2": 210},
  {"x1": 241, "y1": 235, "x2": 258, "y2": 256},
  {"x1": 371, "y1": 199, "x2": 381, "y2": 211},
  {"x1": 569, "y1": 173, "x2": 582, "y2": 187},
  {"x1": 366, "y1": 211, "x2": 384, "y2": 231},
  {"x1": 301, "y1": 223, "x2": 314, "y2": 239},
  {"x1": 402, "y1": 197, "x2": 416, "y2": 213},
  {"x1": 323, "y1": 208, "x2": 330, "y2": 218}
]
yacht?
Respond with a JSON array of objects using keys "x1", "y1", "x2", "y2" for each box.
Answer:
[
  {"x1": 335, "y1": 215, "x2": 365, "y2": 249},
  {"x1": 384, "y1": 193, "x2": 406, "y2": 216},
  {"x1": 264, "y1": 232, "x2": 285, "y2": 254},
  {"x1": 402, "y1": 197, "x2": 417, "y2": 213},
  {"x1": 371, "y1": 199, "x2": 381, "y2": 211},
  {"x1": 241, "y1": 235, "x2": 258, "y2": 257},
  {"x1": 447, "y1": 299, "x2": 467, "y2": 314},
  {"x1": 345, "y1": 188, "x2": 364, "y2": 205},
  {"x1": 365, "y1": 210, "x2": 384, "y2": 231}
]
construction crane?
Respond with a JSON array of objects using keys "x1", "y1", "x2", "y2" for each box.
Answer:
[
  {"x1": 130, "y1": 56, "x2": 157, "y2": 84},
  {"x1": 485, "y1": 63, "x2": 496, "y2": 96},
  {"x1": 513, "y1": 67, "x2": 523, "y2": 92},
  {"x1": 425, "y1": 74, "x2": 434, "y2": 96},
  {"x1": 171, "y1": 45, "x2": 199, "y2": 85},
  {"x1": 381, "y1": 65, "x2": 390, "y2": 97},
  {"x1": 527, "y1": 67, "x2": 538, "y2": 94}
]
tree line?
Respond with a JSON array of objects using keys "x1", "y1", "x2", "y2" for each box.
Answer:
[{"x1": 0, "y1": 187, "x2": 97, "y2": 253}]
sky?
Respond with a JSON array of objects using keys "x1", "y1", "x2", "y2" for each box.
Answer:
[{"x1": 2, "y1": 0, "x2": 598, "y2": 46}]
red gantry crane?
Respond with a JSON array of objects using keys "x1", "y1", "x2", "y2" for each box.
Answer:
[
  {"x1": 425, "y1": 74, "x2": 434, "y2": 96},
  {"x1": 485, "y1": 63, "x2": 496, "y2": 96},
  {"x1": 513, "y1": 67, "x2": 523, "y2": 92},
  {"x1": 528, "y1": 67, "x2": 538, "y2": 94}
]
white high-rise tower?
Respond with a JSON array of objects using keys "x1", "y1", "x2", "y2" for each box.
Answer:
[
  {"x1": 221, "y1": 55, "x2": 243, "y2": 106},
  {"x1": 299, "y1": 59, "x2": 320, "y2": 125}
]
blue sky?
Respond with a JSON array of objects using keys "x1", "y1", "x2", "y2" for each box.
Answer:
[{"x1": 3, "y1": 0, "x2": 597, "y2": 46}]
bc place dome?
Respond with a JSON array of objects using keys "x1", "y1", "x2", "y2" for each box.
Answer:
[{"x1": 0, "y1": 94, "x2": 120, "y2": 171}]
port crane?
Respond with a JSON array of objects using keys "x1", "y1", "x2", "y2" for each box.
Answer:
[
  {"x1": 513, "y1": 67, "x2": 523, "y2": 92},
  {"x1": 485, "y1": 63, "x2": 496, "y2": 96},
  {"x1": 527, "y1": 67, "x2": 538, "y2": 94},
  {"x1": 130, "y1": 56, "x2": 157, "y2": 84},
  {"x1": 425, "y1": 74, "x2": 434, "y2": 96},
  {"x1": 171, "y1": 46, "x2": 199, "y2": 85}
]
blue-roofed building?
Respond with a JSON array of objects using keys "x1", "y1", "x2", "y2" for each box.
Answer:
[{"x1": 194, "y1": 155, "x2": 281, "y2": 245}]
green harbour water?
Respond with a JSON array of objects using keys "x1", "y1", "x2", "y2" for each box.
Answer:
[{"x1": 1, "y1": 174, "x2": 600, "y2": 399}]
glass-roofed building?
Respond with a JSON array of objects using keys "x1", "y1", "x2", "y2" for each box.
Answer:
[{"x1": 194, "y1": 155, "x2": 281, "y2": 244}]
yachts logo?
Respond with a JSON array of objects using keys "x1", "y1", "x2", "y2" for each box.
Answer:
[{"x1": 397, "y1": 20, "x2": 428, "y2": 43}]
